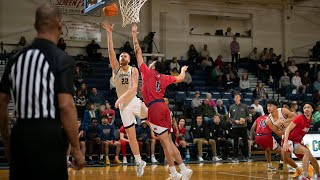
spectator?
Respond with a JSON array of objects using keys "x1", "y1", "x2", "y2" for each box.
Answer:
[
  {"x1": 239, "y1": 74, "x2": 251, "y2": 92},
  {"x1": 257, "y1": 56, "x2": 269, "y2": 83},
  {"x1": 121, "y1": 41, "x2": 133, "y2": 54},
  {"x1": 230, "y1": 37, "x2": 240, "y2": 69},
  {"x1": 266, "y1": 48, "x2": 275, "y2": 60},
  {"x1": 279, "y1": 71, "x2": 292, "y2": 96},
  {"x1": 253, "y1": 82, "x2": 267, "y2": 100},
  {"x1": 87, "y1": 119, "x2": 103, "y2": 165},
  {"x1": 302, "y1": 72, "x2": 312, "y2": 93},
  {"x1": 250, "y1": 99, "x2": 265, "y2": 116},
  {"x1": 201, "y1": 55, "x2": 213, "y2": 71},
  {"x1": 102, "y1": 101, "x2": 115, "y2": 125},
  {"x1": 312, "y1": 41, "x2": 320, "y2": 60},
  {"x1": 198, "y1": 98, "x2": 216, "y2": 125},
  {"x1": 229, "y1": 93, "x2": 250, "y2": 161},
  {"x1": 147, "y1": 56, "x2": 157, "y2": 68},
  {"x1": 191, "y1": 91, "x2": 202, "y2": 109},
  {"x1": 57, "y1": 38, "x2": 66, "y2": 51},
  {"x1": 314, "y1": 90, "x2": 320, "y2": 105},
  {"x1": 100, "y1": 115, "x2": 121, "y2": 164},
  {"x1": 211, "y1": 65, "x2": 223, "y2": 82},
  {"x1": 82, "y1": 102, "x2": 100, "y2": 131},
  {"x1": 74, "y1": 89, "x2": 87, "y2": 118},
  {"x1": 89, "y1": 88, "x2": 105, "y2": 107},
  {"x1": 209, "y1": 114, "x2": 230, "y2": 160},
  {"x1": 224, "y1": 74, "x2": 234, "y2": 92},
  {"x1": 205, "y1": 93, "x2": 217, "y2": 108},
  {"x1": 290, "y1": 101, "x2": 300, "y2": 115},
  {"x1": 291, "y1": 71, "x2": 306, "y2": 94},
  {"x1": 150, "y1": 130, "x2": 160, "y2": 163},
  {"x1": 313, "y1": 75, "x2": 320, "y2": 92},
  {"x1": 224, "y1": 63, "x2": 239, "y2": 82},
  {"x1": 80, "y1": 83, "x2": 90, "y2": 98},
  {"x1": 187, "y1": 44, "x2": 199, "y2": 63},
  {"x1": 225, "y1": 27, "x2": 234, "y2": 37},
  {"x1": 86, "y1": 40, "x2": 101, "y2": 59},
  {"x1": 214, "y1": 55, "x2": 224, "y2": 69},
  {"x1": 215, "y1": 99, "x2": 228, "y2": 116},
  {"x1": 312, "y1": 104, "x2": 320, "y2": 126},
  {"x1": 269, "y1": 54, "x2": 284, "y2": 78},
  {"x1": 15, "y1": 36, "x2": 27, "y2": 52},
  {"x1": 136, "y1": 120, "x2": 152, "y2": 161},
  {"x1": 309, "y1": 63, "x2": 319, "y2": 82},
  {"x1": 174, "y1": 117, "x2": 188, "y2": 158},
  {"x1": 119, "y1": 125, "x2": 130, "y2": 164},
  {"x1": 180, "y1": 70, "x2": 194, "y2": 91},
  {"x1": 190, "y1": 115, "x2": 212, "y2": 162},
  {"x1": 259, "y1": 48, "x2": 268, "y2": 60},
  {"x1": 200, "y1": 44, "x2": 210, "y2": 58},
  {"x1": 249, "y1": 47, "x2": 258, "y2": 60},
  {"x1": 170, "y1": 57, "x2": 180, "y2": 72},
  {"x1": 74, "y1": 66, "x2": 84, "y2": 88},
  {"x1": 287, "y1": 60, "x2": 298, "y2": 76}
]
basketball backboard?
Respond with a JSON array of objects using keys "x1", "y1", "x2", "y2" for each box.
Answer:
[{"x1": 84, "y1": 0, "x2": 114, "y2": 14}]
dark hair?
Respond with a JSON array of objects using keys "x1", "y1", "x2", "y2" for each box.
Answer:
[
  {"x1": 234, "y1": 92, "x2": 241, "y2": 98},
  {"x1": 302, "y1": 102, "x2": 315, "y2": 111},
  {"x1": 101, "y1": 115, "x2": 108, "y2": 120},
  {"x1": 267, "y1": 99, "x2": 278, "y2": 107},
  {"x1": 196, "y1": 114, "x2": 203, "y2": 118},
  {"x1": 155, "y1": 61, "x2": 166, "y2": 74},
  {"x1": 282, "y1": 102, "x2": 291, "y2": 108}
]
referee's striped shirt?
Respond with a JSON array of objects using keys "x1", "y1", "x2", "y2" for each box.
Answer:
[{"x1": 0, "y1": 39, "x2": 75, "y2": 120}]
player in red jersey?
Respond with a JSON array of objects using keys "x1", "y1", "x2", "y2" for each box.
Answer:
[
  {"x1": 132, "y1": 24, "x2": 193, "y2": 180},
  {"x1": 283, "y1": 102, "x2": 320, "y2": 180},
  {"x1": 250, "y1": 114, "x2": 283, "y2": 172}
]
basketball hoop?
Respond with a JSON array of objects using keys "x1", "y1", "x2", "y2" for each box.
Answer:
[{"x1": 118, "y1": 0, "x2": 147, "y2": 27}]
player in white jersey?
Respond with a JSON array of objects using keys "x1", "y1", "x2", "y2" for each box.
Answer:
[
  {"x1": 103, "y1": 20, "x2": 147, "y2": 177},
  {"x1": 265, "y1": 99, "x2": 312, "y2": 178}
]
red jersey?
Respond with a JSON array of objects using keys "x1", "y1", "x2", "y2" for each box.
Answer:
[
  {"x1": 256, "y1": 115, "x2": 272, "y2": 135},
  {"x1": 174, "y1": 126, "x2": 187, "y2": 143},
  {"x1": 139, "y1": 63, "x2": 176, "y2": 105},
  {"x1": 102, "y1": 109, "x2": 115, "y2": 122},
  {"x1": 288, "y1": 114, "x2": 312, "y2": 143},
  {"x1": 120, "y1": 126, "x2": 128, "y2": 139}
]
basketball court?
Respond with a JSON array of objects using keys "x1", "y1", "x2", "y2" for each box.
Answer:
[{"x1": 1, "y1": 160, "x2": 319, "y2": 179}]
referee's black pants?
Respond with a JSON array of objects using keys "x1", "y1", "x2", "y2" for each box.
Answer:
[{"x1": 232, "y1": 127, "x2": 248, "y2": 159}]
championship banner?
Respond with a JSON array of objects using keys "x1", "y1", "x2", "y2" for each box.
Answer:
[
  {"x1": 50, "y1": 0, "x2": 101, "y2": 16},
  {"x1": 62, "y1": 21, "x2": 101, "y2": 42},
  {"x1": 292, "y1": 133, "x2": 320, "y2": 158}
]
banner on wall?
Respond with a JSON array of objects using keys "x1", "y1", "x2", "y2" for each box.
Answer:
[
  {"x1": 292, "y1": 133, "x2": 320, "y2": 158},
  {"x1": 50, "y1": 0, "x2": 101, "y2": 16},
  {"x1": 62, "y1": 21, "x2": 101, "y2": 42}
]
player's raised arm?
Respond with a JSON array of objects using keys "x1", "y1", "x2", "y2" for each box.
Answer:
[
  {"x1": 132, "y1": 24, "x2": 144, "y2": 68},
  {"x1": 102, "y1": 20, "x2": 119, "y2": 71},
  {"x1": 115, "y1": 67, "x2": 139, "y2": 109},
  {"x1": 175, "y1": 65, "x2": 188, "y2": 83}
]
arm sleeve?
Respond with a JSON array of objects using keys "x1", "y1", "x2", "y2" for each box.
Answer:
[
  {"x1": 139, "y1": 63, "x2": 150, "y2": 77},
  {"x1": 0, "y1": 62, "x2": 12, "y2": 94},
  {"x1": 56, "y1": 55, "x2": 75, "y2": 94}
]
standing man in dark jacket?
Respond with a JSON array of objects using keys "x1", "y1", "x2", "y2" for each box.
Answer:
[{"x1": 229, "y1": 92, "x2": 250, "y2": 161}]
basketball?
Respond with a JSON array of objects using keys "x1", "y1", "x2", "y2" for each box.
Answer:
[{"x1": 103, "y1": 3, "x2": 118, "y2": 17}]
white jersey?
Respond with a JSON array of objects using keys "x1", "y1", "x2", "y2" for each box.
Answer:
[
  {"x1": 113, "y1": 66, "x2": 136, "y2": 108},
  {"x1": 268, "y1": 108, "x2": 288, "y2": 131}
]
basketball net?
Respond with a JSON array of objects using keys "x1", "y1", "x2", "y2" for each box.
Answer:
[{"x1": 118, "y1": 0, "x2": 147, "y2": 27}]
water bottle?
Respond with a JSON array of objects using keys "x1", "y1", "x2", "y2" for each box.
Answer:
[{"x1": 186, "y1": 149, "x2": 190, "y2": 162}]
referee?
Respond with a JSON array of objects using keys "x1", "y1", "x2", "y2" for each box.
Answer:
[{"x1": 0, "y1": 4, "x2": 85, "y2": 180}]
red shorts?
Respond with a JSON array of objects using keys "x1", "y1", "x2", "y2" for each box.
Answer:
[
  {"x1": 148, "y1": 102, "x2": 171, "y2": 135},
  {"x1": 256, "y1": 135, "x2": 278, "y2": 150},
  {"x1": 281, "y1": 139, "x2": 304, "y2": 160}
]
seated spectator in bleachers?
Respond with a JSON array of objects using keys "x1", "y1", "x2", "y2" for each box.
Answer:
[
  {"x1": 150, "y1": 130, "x2": 160, "y2": 163},
  {"x1": 205, "y1": 93, "x2": 217, "y2": 108},
  {"x1": 313, "y1": 75, "x2": 320, "y2": 92},
  {"x1": 312, "y1": 41, "x2": 320, "y2": 60},
  {"x1": 302, "y1": 72, "x2": 312, "y2": 93},
  {"x1": 224, "y1": 74, "x2": 235, "y2": 92},
  {"x1": 259, "y1": 48, "x2": 268, "y2": 60},
  {"x1": 239, "y1": 74, "x2": 251, "y2": 92},
  {"x1": 100, "y1": 115, "x2": 121, "y2": 165},
  {"x1": 247, "y1": 106, "x2": 261, "y2": 131},
  {"x1": 214, "y1": 55, "x2": 224, "y2": 69},
  {"x1": 309, "y1": 63, "x2": 319, "y2": 82},
  {"x1": 291, "y1": 71, "x2": 306, "y2": 94},
  {"x1": 57, "y1": 38, "x2": 66, "y2": 51},
  {"x1": 168, "y1": 68, "x2": 179, "y2": 90},
  {"x1": 279, "y1": 71, "x2": 292, "y2": 96},
  {"x1": 253, "y1": 82, "x2": 267, "y2": 100},
  {"x1": 74, "y1": 89, "x2": 87, "y2": 118},
  {"x1": 180, "y1": 70, "x2": 194, "y2": 91},
  {"x1": 187, "y1": 44, "x2": 199, "y2": 64},
  {"x1": 119, "y1": 125, "x2": 130, "y2": 164},
  {"x1": 80, "y1": 83, "x2": 90, "y2": 98},
  {"x1": 89, "y1": 88, "x2": 105, "y2": 107},
  {"x1": 86, "y1": 40, "x2": 101, "y2": 59},
  {"x1": 121, "y1": 41, "x2": 133, "y2": 54},
  {"x1": 250, "y1": 99, "x2": 265, "y2": 116},
  {"x1": 249, "y1": 47, "x2": 258, "y2": 61},
  {"x1": 13, "y1": 36, "x2": 27, "y2": 53},
  {"x1": 198, "y1": 98, "x2": 216, "y2": 125},
  {"x1": 201, "y1": 55, "x2": 213, "y2": 71},
  {"x1": 147, "y1": 55, "x2": 156, "y2": 67},
  {"x1": 200, "y1": 44, "x2": 210, "y2": 58},
  {"x1": 257, "y1": 56, "x2": 269, "y2": 83},
  {"x1": 109, "y1": 77, "x2": 117, "y2": 102},
  {"x1": 82, "y1": 102, "x2": 100, "y2": 131},
  {"x1": 312, "y1": 104, "x2": 320, "y2": 129},
  {"x1": 87, "y1": 119, "x2": 103, "y2": 165},
  {"x1": 190, "y1": 115, "x2": 211, "y2": 162},
  {"x1": 102, "y1": 101, "x2": 115, "y2": 125},
  {"x1": 136, "y1": 120, "x2": 151, "y2": 162},
  {"x1": 290, "y1": 101, "x2": 300, "y2": 115},
  {"x1": 314, "y1": 90, "x2": 320, "y2": 105},
  {"x1": 224, "y1": 63, "x2": 238, "y2": 82},
  {"x1": 209, "y1": 114, "x2": 230, "y2": 160},
  {"x1": 174, "y1": 117, "x2": 188, "y2": 158},
  {"x1": 67, "y1": 119, "x2": 87, "y2": 165},
  {"x1": 169, "y1": 57, "x2": 180, "y2": 72},
  {"x1": 215, "y1": 99, "x2": 228, "y2": 116},
  {"x1": 211, "y1": 65, "x2": 223, "y2": 82},
  {"x1": 269, "y1": 54, "x2": 284, "y2": 79},
  {"x1": 225, "y1": 27, "x2": 234, "y2": 37},
  {"x1": 191, "y1": 91, "x2": 202, "y2": 110},
  {"x1": 287, "y1": 60, "x2": 298, "y2": 77},
  {"x1": 74, "y1": 66, "x2": 84, "y2": 88},
  {"x1": 266, "y1": 48, "x2": 276, "y2": 60},
  {"x1": 281, "y1": 102, "x2": 291, "y2": 110}
]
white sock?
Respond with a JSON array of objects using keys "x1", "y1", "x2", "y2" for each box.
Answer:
[
  {"x1": 151, "y1": 154, "x2": 155, "y2": 157},
  {"x1": 89, "y1": 156, "x2": 92, "y2": 160},
  {"x1": 169, "y1": 166, "x2": 177, "y2": 176},
  {"x1": 100, "y1": 154, "x2": 104, "y2": 160},
  {"x1": 134, "y1": 155, "x2": 142, "y2": 164},
  {"x1": 66, "y1": 156, "x2": 70, "y2": 161},
  {"x1": 179, "y1": 163, "x2": 187, "y2": 172},
  {"x1": 279, "y1": 160, "x2": 283, "y2": 164},
  {"x1": 268, "y1": 163, "x2": 272, "y2": 167}
]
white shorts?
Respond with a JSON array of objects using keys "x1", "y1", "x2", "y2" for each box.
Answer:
[
  {"x1": 120, "y1": 96, "x2": 148, "y2": 128},
  {"x1": 149, "y1": 122, "x2": 168, "y2": 135}
]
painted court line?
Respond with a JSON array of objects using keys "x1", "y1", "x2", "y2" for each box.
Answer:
[{"x1": 218, "y1": 172, "x2": 269, "y2": 179}]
